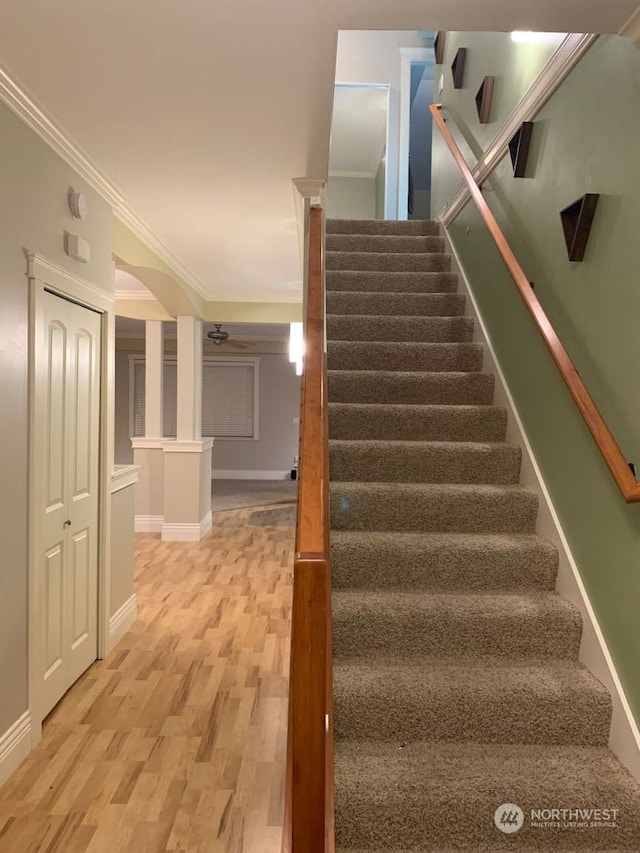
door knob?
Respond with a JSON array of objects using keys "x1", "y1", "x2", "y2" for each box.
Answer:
[{"x1": 63, "y1": 519, "x2": 71, "y2": 528}]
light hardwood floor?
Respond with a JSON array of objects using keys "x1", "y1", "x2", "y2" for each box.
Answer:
[{"x1": 0, "y1": 503, "x2": 294, "y2": 852}]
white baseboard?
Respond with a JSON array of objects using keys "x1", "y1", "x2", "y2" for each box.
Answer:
[
  {"x1": 162, "y1": 511, "x2": 212, "y2": 542},
  {"x1": 211, "y1": 470, "x2": 290, "y2": 480},
  {"x1": 444, "y1": 226, "x2": 640, "y2": 781},
  {"x1": 135, "y1": 514, "x2": 164, "y2": 533},
  {"x1": 107, "y1": 593, "x2": 137, "y2": 653},
  {"x1": 0, "y1": 711, "x2": 31, "y2": 787}
]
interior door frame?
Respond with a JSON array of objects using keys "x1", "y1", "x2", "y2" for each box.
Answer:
[{"x1": 27, "y1": 253, "x2": 115, "y2": 744}]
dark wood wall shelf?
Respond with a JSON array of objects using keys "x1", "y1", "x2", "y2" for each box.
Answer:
[
  {"x1": 560, "y1": 194, "x2": 600, "y2": 262},
  {"x1": 451, "y1": 48, "x2": 466, "y2": 89},
  {"x1": 475, "y1": 76, "x2": 495, "y2": 123},
  {"x1": 434, "y1": 32, "x2": 446, "y2": 64},
  {"x1": 508, "y1": 122, "x2": 534, "y2": 178}
]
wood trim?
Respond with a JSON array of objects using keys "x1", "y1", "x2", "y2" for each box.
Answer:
[
  {"x1": 431, "y1": 103, "x2": 640, "y2": 503},
  {"x1": 286, "y1": 204, "x2": 334, "y2": 853}
]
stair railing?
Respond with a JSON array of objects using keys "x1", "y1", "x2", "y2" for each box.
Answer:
[
  {"x1": 430, "y1": 103, "x2": 640, "y2": 503},
  {"x1": 284, "y1": 202, "x2": 334, "y2": 853}
]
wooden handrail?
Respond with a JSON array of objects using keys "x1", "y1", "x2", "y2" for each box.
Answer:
[
  {"x1": 430, "y1": 103, "x2": 640, "y2": 503},
  {"x1": 284, "y1": 204, "x2": 334, "y2": 853}
]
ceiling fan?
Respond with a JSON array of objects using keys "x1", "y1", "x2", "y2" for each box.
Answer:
[{"x1": 206, "y1": 324, "x2": 254, "y2": 350}]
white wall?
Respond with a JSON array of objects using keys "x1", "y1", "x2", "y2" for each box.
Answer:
[
  {"x1": 212, "y1": 353, "x2": 300, "y2": 476},
  {"x1": 335, "y1": 30, "x2": 426, "y2": 219},
  {"x1": 0, "y1": 99, "x2": 114, "y2": 738},
  {"x1": 326, "y1": 176, "x2": 376, "y2": 220}
]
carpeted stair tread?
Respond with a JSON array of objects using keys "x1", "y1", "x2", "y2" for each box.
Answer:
[
  {"x1": 326, "y1": 251, "x2": 451, "y2": 273},
  {"x1": 329, "y1": 439, "x2": 521, "y2": 484},
  {"x1": 326, "y1": 218, "x2": 440, "y2": 236},
  {"x1": 332, "y1": 589, "x2": 582, "y2": 659},
  {"x1": 329, "y1": 403, "x2": 507, "y2": 443},
  {"x1": 326, "y1": 270, "x2": 458, "y2": 293},
  {"x1": 326, "y1": 234, "x2": 445, "y2": 253},
  {"x1": 326, "y1": 217, "x2": 640, "y2": 849},
  {"x1": 328, "y1": 371, "x2": 495, "y2": 405},
  {"x1": 333, "y1": 655, "x2": 611, "y2": 746},
  {"x1": 326, "y1": 315, "x2": 474, "y2": 343},
  {"x1": 331, "y1": 481, "x2": 538, "y2": 534},
  {"x1": 326, "y1": 291, "x2": 467, "y2": 317},
  {"x1": 334, "y1": 740, "x2": 640, "y2": 849},
  {"x1": 331, "y1": 530, "x2": 558, "y2": 591},
  {"x1": 328, "y1": 341, "x2": 483, "y2": 372}
]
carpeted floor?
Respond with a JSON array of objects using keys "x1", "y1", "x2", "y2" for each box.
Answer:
[
  {"x1": 326, "y1": 217, "x2": 640, "y2": 850},
  {"x1": 210, "y1": 478, "x2": 297, "y2": 512}
]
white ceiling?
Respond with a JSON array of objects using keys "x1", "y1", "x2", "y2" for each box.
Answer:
[
  {"x1": 0, "y1": 1, "x2": 636, "y2": 304},
  {"x1": 329, "y1": 86, "x2": 388, "y2": 176}
]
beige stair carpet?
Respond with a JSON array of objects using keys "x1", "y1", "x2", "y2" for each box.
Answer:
[{"x1": 327, "y1": 217, "x2": 640, "y2": 850}]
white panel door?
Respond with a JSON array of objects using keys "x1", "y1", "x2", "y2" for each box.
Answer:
[{"x1": 35, "y1": 290, "x2": 101, "y2": 717}]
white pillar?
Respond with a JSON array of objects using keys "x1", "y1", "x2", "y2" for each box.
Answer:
[
  {"x1": 144, "y1": 320, "x2": 164, "y2": 438},
  {"x1": 176, "y1": 316, "x2": 202, "y2": 441},
  {"x1": 162, "y1": 315, "x2": 212, "y2": 542}
]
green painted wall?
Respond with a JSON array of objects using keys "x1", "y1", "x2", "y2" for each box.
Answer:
[
  {"x1": 431, "y1": 31, "x2": 564, "y2": 216},
  {"x1": 433, "y1": 34, "x2": 640, "y2": 721}
]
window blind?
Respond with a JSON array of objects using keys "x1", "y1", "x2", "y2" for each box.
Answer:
[
  {"x1": 202, "y1": 362, "x2": 254, "y2": 438},
  {"x1": 132, "y1": 358, "x2": 256, "y2": 439}
]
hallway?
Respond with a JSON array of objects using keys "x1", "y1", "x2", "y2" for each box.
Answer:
[{"x1": 0, "y1": 503, "x2": 294, "y2": 852}]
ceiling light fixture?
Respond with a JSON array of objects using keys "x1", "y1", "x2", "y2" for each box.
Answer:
[
  {"x1": 207, "y1": 324, "x2": 230, "y2": 346},
  {"x1": 510, "y1": 31, "x2": 567, "y2": 44}
]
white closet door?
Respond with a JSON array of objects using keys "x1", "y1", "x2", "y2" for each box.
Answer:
[{"x1": 36, "y1": 290, "x2": 101, "y2": 717}]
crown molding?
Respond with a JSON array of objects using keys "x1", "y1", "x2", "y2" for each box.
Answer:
[
  {"x1": 112, "y1": 204, "x2": 209, "y2": 300},
  {"x1": 619, "y1": 5, "x2": 640, "y2": 42},
  {"x1": 0, "y1": 66, "x2": 124, "y2": 208},
  {"x1": 438, "y1": 33, "x2": 598, "y2": 225},
  {"x1": 0, "y1": 64, "x2": 209, "y2": 300},
  {"x1": 329, "y1": 170, "x2": 376, "y2": 179}
]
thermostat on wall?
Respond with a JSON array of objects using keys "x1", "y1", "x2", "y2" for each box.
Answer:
[{"x1": 65, "y1": 233, "x2": 90, "y2": 263}]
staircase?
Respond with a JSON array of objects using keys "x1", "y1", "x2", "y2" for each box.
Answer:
[{"x1": 326, "y1": 218, "x2": 640, "y2": 850}]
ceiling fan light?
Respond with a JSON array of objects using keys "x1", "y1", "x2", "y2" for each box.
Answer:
[{"x1": 207, "y1": 323, "x2": 230, "y2": 346}]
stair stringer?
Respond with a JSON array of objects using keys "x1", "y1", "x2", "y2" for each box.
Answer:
[{"x1": 441, "y1": 223, "x2": 640, "y2": 782}]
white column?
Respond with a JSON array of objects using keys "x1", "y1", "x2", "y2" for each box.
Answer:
[
  {"x1": 144, "y1": 320, "x2": 163, "y2": 438},
  {"x1": 176, "y1": 316, "x2": 202, "y2": 441},
  {"x1": 162, "y1": 315, "x2": 212, "y2": 542}
]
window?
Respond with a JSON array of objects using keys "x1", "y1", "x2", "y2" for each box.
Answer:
[{"x1": 130, "y1": 356, "x2": 259, "y2": 439}]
